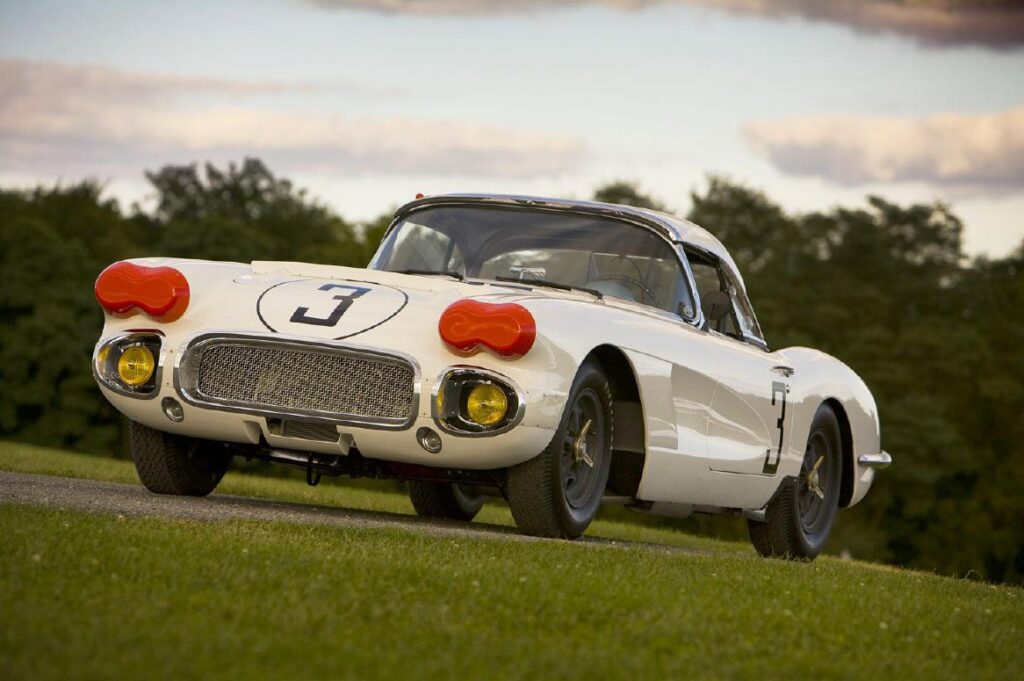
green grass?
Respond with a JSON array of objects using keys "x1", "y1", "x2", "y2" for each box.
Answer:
[{"x1": 2, "y1": 441, "x2": 1023, "y2": 680}]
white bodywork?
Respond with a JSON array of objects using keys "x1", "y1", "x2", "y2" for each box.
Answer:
[{"x1": 94, "y1": 195, "x2": 887, "y2": 514}]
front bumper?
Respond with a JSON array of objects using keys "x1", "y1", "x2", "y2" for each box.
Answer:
[
  {"x1": 96, "y1": 331, "x2": 564, "y2": 470},
  {"x1": 857, "y1": 451, "x2": 892, "y2": 469},
  {"x1": 845, "y1": 450, "x2": 892, "y2": 507}
]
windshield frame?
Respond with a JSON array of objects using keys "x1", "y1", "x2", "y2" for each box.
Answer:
[{"x1": 370, "y1": 199, "x2": 707, "y2": 327}]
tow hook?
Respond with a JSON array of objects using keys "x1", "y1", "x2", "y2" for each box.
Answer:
[{"x1": 306, "y1": 454, "x2": 321, "y2": 487}]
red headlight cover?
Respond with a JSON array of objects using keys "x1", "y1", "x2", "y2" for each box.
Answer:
[
  {"x1": 438, "y1": 299, "x2": 536, "y2": 357},
  {"x1": 94, "y1": 261, "x2": 190, "y2": 321}
]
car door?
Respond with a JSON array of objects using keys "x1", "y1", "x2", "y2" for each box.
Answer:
[{"x1": 687, "y1": 250, "x2": 794, "y2": 476}]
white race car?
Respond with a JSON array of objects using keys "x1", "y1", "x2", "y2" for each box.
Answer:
[{"x1": 93, "y1": 194, "x2": 890, "y2": 558}]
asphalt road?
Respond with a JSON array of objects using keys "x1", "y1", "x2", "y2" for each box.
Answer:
[{"x1": 0, "y1": 471, "x2": 698, "y2": 554}]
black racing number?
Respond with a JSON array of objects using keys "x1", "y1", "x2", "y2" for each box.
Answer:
[
  {"x1": 290, "y1": 284, "x2": 370, "y2": 327},
  {"x1": 762, "y1": 381, "x2": 788, "y2": 475}
]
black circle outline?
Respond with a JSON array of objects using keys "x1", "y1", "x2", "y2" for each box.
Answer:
[{"x1": 256, "y1": 278, "x2": 409, "y2": 341}]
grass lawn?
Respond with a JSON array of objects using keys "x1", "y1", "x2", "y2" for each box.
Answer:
[{"x1": 2, "y1": 441, "x2": 1023, "y2": 680}]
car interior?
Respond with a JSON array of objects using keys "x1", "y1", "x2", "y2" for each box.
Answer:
[{"x1": 685, "y1": 248, "x2": 764, "y2": 346}]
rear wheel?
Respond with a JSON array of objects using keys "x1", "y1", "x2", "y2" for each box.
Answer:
[
  {"x1": 128, "y1": 421, "x2": 232, "y2": 497},
  {"x1": 748, "y1": 404, "x2": 842, "y2": 560},
  {"x1": 408, "y1": 481, "x2": 485, "y2": 521},
  {"x1": 505, "y1": 362, "x2": 613, "y2": 539}
]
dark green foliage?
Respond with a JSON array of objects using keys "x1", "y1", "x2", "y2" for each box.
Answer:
[
  {"x1": 0, "y1": 183, "x2": 137, "y2": 453},
  {"x1": 592, "y1": 180, "x2": 666, "y2": 212},
  {"x1": 0, "y1": 159, "x2": 387, "y2": 455},
  {"x1": 143, "y1": 159, "x2": 374, "y2": 265}
]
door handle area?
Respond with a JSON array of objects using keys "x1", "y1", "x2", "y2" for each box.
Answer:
[{"x1": 772, "y1": 365, "x2": 795, "y2": 377}]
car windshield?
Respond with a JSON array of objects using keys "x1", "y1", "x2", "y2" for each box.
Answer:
[{"x1": 371, "y1": 205, "x2": 696, "y2": 318}]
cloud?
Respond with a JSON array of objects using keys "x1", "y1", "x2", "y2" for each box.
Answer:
[
  {"x1": 300, "y1": 0, "x2": 1024, "y2": 51},
  {"x1": 744, "y1": 107, "x2": 1024, "y2": 194},
  {"x1": 0, "y1": 59, "x2": 329, "y2": 103},
  {"x1": 713, "y1": 0, "x2": 1024, "y2": 51},
  {"x1": 0, "y1": 60, "x2": 585, "y2": 178}
]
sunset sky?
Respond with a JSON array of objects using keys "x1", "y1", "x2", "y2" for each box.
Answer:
[{"x1": 2, "y1": 0, "x2": 1023, "y2": 255}]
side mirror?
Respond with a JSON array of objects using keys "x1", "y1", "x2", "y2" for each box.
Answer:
[{"x1": 701, "y1": 289, "x2": 733, "y2": 323}]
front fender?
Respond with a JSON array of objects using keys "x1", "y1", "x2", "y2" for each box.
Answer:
[{"x1": 780, "y1": 347, "x2": 882, "y2": 508}]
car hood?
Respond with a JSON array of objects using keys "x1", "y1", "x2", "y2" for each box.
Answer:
[
  {"x1": 241, "y1": 260, "x2": 636, "y2": 343},
  {"x1": 104, "y1": 258, "x2": 675, "y2": 343}
]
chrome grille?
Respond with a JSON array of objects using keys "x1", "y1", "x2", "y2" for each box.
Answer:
[{"x1": 180, "y1": 337, "x2": 417, "y2": 427}]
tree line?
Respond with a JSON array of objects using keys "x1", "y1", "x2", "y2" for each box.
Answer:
[{"x1": 1, "y1": 159, "x2": 1021, "y2": 583}]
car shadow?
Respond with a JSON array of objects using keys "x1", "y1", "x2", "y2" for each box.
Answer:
[{"x1": 202, "y1": 486, "x2": 706, "y2": 555}]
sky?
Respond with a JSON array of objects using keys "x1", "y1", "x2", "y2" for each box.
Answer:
[{"x1": 1, "y1": 0, "x2": 1023, "y2": 256}]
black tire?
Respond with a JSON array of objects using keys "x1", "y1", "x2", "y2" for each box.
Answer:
[
  {"x1": 748, "y1": 518, "x2": 774, "y2": 556},
  {"x1": 505, "y1": 361, "x2": 613, "y2": 539},
  {"x1": 408, "y1": 481, "x2": 485, "y2": 521},
  {"x1": 748, "y1": 404, "x2": 843, "y2": 560},
  {"x1": 128, "y1": 421, "x2": 232, "y2": 497}
]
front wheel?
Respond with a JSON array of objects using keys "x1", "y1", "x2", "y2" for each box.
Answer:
[
  {"x1": 748, "y1": 404, "x2": 843, "y2": 560},
  {"x1": 408, "y1": 481, "x2": 485, "y2": 521},
  {"x1": 128, "y1": 421, "x2": 232, "y2": 497},
  {"x1": 505, "y1": 362, "x2": 613, "y2": 539}
]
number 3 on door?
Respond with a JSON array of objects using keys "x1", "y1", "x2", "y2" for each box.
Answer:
[{"x1": 762, "y1": 381, "x2": 788, "y2": 474}]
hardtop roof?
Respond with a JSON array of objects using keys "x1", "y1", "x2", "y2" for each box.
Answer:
[{"x1": 394, "y1": 192, "x2": 741, "y2": 280}]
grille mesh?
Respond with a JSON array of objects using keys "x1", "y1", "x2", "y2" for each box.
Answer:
[
  {"x1": 191, "y1": 342, "x2": 415, "y2": 423},
  {"x1": 281, "y1": 420, "x2": 341, "y2": 442}
]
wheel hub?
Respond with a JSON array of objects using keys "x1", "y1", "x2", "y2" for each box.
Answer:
[
  {"x1": 572, "y1": 418, "x2": 594, "y2": 468},
  {"x1": 806, "y1": 455, "x2": 825, "y2": 500}
]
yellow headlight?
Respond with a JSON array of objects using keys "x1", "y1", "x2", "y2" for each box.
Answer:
[
  {"x1": 117, "y1": 345, "x2": 155, "y2": 387},
  {"x1": 465, "y1": 383, "x2": 508, "y2": 426}
]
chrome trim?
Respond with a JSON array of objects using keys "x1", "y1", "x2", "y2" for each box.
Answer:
[
  {"x1": 858, "y1": 452, "x2": 892, "y2": 469},
  {"x1": 743, "y1": 334, "x2": 770, "y2": 352},
  {"x1": 677, "y1": 244, "x2": 707, "y2": 330},
  {"x1": 387, "y1": 194, "x2": 685, "y2": 245},
  {"x1": 173, "y1": 331, "x2": 421, "y2": 431},
  {"x1": 683, "y1": 242, "x2": 766, "y2": 347},
  {"x1": 431, "y1": 366, "x2": 527, "y2": 437},
  {"x1": 92, "y1": 332, "x2": 164, "y2": 400},
  {"x1": 371, "y1": 195, "x2": 706, "y2": 329}
]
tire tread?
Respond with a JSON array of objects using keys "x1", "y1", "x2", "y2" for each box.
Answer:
[
  {"x1": 408, "y1": 481, "x2": 483, "y2": 521},
  {"x1": 506, "y1": 363, "x2": 613, "y2": 539},
  {"x1": 129, "y1": 422, "x2": 230, "y2": 497},
  {"x1": 747, "y1": 404, "x2": 841, "y2": 561}
]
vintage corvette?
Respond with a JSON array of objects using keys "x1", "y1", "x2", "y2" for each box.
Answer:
[{"x1": 92, "y1": 193, "x2": 891, "y2": 558}]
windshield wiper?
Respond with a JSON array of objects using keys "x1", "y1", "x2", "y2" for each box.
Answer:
[
  {"x1": 393, "y1": 268, "x2": 465, "y2": 281},
  {"x1": 494, "y1": 276, "x2": 603, "y2": 299}
]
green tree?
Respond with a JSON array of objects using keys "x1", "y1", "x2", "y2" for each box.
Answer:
[
  {"x1": 0, "y1": 183, "x2": 142, "y2": 452},
  {"x1": 593, "y1": 181, "x2": 666, "y2": 212},
  {"x1": 144, "y1": 158, "x2": 368, "y2": 266}
]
